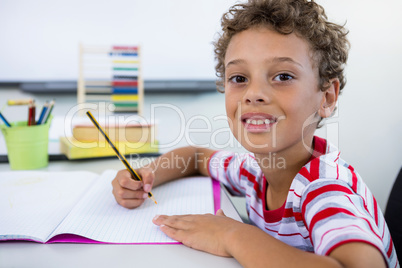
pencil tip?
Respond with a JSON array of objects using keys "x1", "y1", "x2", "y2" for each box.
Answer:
[{"x1": 150, "y1": 196, "x2": 157, "y2": 204}]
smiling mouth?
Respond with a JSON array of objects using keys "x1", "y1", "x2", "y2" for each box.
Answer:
[
  {"x1": 240, "y1": 113, "x2": 278, "y2": 132},
  {"x1": 244, "y1": 118, "x2": 276, "y2": 125},
  {"x1": 241, "y1": 113, "x2": 277, "y2": 124}
]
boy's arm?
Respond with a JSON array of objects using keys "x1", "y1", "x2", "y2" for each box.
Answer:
[
  {"x1": 144, "y1": 146, "x2": 216, "y2": 187},
  {"x1": 153, "y1": 212, "x2": 387, "y2": 268},
  {"x1": 112, "y1": 146, "x2": 216, "y2": 208},
  {"x1": 225, "y1": 220, "x2": 387, "y2": 268}
]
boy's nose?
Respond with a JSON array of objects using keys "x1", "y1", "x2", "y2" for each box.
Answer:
[{"x1": 243, "y1": 83, "x2": 270, "y2": 105}]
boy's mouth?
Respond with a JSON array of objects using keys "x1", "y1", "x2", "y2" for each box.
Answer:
[{"x1": 241, "y1": 113, "x2": 277, "y2": 132}]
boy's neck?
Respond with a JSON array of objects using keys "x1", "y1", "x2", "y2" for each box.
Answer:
[{"x1": 254, "y1": 137, "x2": 315, "y2": 209}]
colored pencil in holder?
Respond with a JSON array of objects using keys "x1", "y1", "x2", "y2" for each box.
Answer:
[
  {"x1": 0, "y1": 112, "x2": 11, "y2": 127},
  {"x1": 37, "y1": 101, "x2": 49, "y2": 125}
]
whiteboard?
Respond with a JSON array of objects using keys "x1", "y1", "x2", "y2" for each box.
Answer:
[{"x1": 0, "y1": 0, "x2": 236, "y2": 82}]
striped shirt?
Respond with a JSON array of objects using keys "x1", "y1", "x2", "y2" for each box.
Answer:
[{"x1": 208, "y1": 136, "x2": 398, "y2": 267}]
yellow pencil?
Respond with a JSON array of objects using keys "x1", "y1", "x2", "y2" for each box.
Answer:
[
  {"x1": 86, "y1": 111, "x2": 157, "y2": 204},
  {"x1": 7, "y1": 99, "x2": 33, "y2": 105}
]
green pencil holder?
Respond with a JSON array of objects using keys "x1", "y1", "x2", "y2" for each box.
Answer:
[{"x1": 0, "y1": 117, "x2": 52, "y2": 170}]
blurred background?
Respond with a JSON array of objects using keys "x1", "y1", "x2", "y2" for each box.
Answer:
[{"x1": 0, "y1": 0, "x2": 401, "y2": 211}]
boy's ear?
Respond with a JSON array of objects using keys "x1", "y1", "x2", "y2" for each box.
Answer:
[{"x1": 318, "y1": 78, "x2": 340, "y2": 118}]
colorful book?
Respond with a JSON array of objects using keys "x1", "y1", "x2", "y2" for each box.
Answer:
[
  {"x1": 59, "y1": 137, "x2": 158, "y2": 160},
  {"x1": 0, "y1": 170, "x2": 219, "y2": 244}
]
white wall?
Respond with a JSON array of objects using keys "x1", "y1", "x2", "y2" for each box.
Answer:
[
  {"x1": 316, "y1": 0, "x2": 402, "y2": 211},
  {"x1": 0, "y1": 0, "x2": 234, "y2": 81}
]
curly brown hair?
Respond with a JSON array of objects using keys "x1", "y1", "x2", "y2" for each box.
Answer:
[{"x1": 214, "y1": 0, "x2": 350, "y2": 93}]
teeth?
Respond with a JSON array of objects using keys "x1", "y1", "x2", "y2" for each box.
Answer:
[{"x1": 245, "y1": 119, "x2": 273, "y2": 125}]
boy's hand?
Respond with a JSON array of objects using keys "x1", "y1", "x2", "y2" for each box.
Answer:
[
  {"x1": 111, "y1": 167, "x2": 155, "y2": 209},
  {"x1": 152, "y1": 209, "x2": 240, "y2": 257}
]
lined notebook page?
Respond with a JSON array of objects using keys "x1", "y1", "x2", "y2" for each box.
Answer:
[
  {"x1": 51, "y1": 170, "x2": 214, "y2": 244},
  {"x1": 0, "y1": 171, "x2": 97, "y2": 242}
]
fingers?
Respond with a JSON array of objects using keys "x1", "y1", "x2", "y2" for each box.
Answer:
[
  {"x1": 215, "y1": 208, "x2": 226, "y2": 217},
  {"x1": 112, "y1": 168, "x2": 155, "y2": 209},
  {"x1": 112, "y1": 182, "x2": 148, "y2": 199},
  {"x1": 137, "y1": 167, "x2": 155, "y2": 193},
  {"x1": 153, "y1": 212, "x2": 226, "y2": 229},
  {"x1": 152, "y1": 215, "x2": 191, "y2": 244},
  {"x1": 116, "y1": 196, "x2": 146, "y2": 209},
  {"x1": 159, "y1": 225, "x2": 182, "y2": 244},
  {"x1": 152, "y1": 215, "x2": 191, "y2": 230},
  {"x1": 115, "y1": 169, "x2": 143, "y2": 191},
  {"x1": 152, "y1": 214, "x2": 232, "y2": 257}
]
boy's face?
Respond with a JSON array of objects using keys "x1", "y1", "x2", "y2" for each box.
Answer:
[{"x1": 224, "y1": 27, "x2": 324, "y2": 155}]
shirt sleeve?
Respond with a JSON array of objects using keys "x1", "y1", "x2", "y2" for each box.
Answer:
[
  {"x1": 301, "y1": 175, "x2": 389, "y2": 261},
  {"x1": 208, "y1": 150, "x2": 247, "y2": 196}
]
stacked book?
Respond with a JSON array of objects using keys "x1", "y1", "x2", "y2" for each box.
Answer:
[{"x1": 60, "y1": 122, "x2": 158, "y2": 160}]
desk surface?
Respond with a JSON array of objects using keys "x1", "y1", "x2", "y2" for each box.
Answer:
[{"x1": 0, "y1": 159, "x2": 243, "y2": 268}]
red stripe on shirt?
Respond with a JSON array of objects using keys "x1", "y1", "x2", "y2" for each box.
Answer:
[
  {"x1": 240, "y1": 167, "x2": 262, "y2": 199},
  {"x1": 299, "y1": 167, "x2": 313, "y2": 182},
  {"x1": 310, "y1": 158, "x2": 320, "y2": 181},
  {"x1": 310, "y1": 207, "x2": 382, "y2": 242},
  {"x1": 222, "y1": 155, "x2": 241, "y2": 194},
  {"x1": 283, "y1": 208, "x2": 304, "y2": 222},
  {"x1": 317, "y1": 224, "x2": 372, "y2": 250},
  {"x1": 336, "y1": 161, "x2": 340, "y2": 180},
  {"x1": 240, "y1": 166, "x2": 257, "y2": 183},
  {"x1": 348, "y1": 165, "x2": 358, "y2": 192},
  {"x1": 293, "y1": 211, "x2": 304, "y2": 222},
  {"x1": 373, "y1": 197, "x2": 379, "y2": 226},
  {"x1": 283, "y1": 208, "x2": 294, "y2": 218},
  {"x1": 313, "y1": 136, "x2": 327, "y2": 157},
  {"x1": 309, "y1": 207, "x2": 355, "y2": 232},
  {"x1": 309, "y1": 136, "x2": 327, "y2": 161},
  {"x1": 302, "y1": 184, "x2": 354, "y2": 217},
  {"x1": 387, "y1": 237, "x2": 394, "y2": 258},
  {"x1": 250, "y1": 205, "x2": 264, "y2": 220},
  {"x1": 334, "y1": 152, "x2": 340, "y2": 162},
  {"x1": 335, "y1": 152, "x2": 340, "y2": 180},
  {"x1": 308, "y1": 137, "x2": 329, "y2": 180},
  {"x1": 264, "y1": 202, "x2": 286, "y2": 223},
  {"x1": 223, "y1": 156, "x2": 233, "y2": 172}
]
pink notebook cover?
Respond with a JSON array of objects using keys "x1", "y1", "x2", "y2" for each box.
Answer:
[{"x1": 42, "y1": 179, "x2": 221, "y2": 244}]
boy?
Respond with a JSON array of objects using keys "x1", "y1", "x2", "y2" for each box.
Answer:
[{"x1": 112, "y1": 0, "x2": 398, "y2": 267}]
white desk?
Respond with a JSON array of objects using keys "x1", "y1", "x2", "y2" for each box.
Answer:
[{"x1": 0, "y1": 158, "x2": 243, "y2": 268}]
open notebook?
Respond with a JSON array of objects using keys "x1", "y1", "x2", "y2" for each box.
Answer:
[{"x1": 0, "y1": 170, "x2": 219, "y2": 244}]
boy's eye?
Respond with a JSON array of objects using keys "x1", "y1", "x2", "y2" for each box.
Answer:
[
  {"x1": 273, "y1": 73, "x2": 293, "y2": 82},
  {"x1": 229, "y1": 75, "x2": 247, "y2": 83}
]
